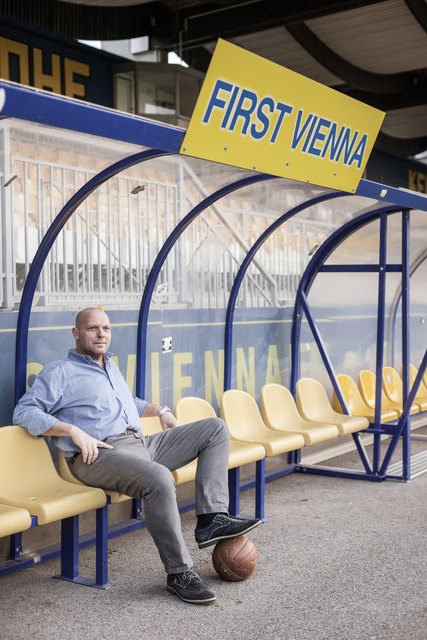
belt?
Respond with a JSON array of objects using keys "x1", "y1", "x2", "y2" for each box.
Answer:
[{"x1": 107, "y1": 428, "x2": 137, "y2": 438}]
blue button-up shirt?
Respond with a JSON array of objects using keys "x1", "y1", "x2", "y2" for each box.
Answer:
[{"x1": 13, "y1": 350, "x2": 146, "y2": 456}]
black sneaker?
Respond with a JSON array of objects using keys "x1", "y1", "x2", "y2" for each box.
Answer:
[
  {"x1": 195, "y1": 514, "x2": 261, "y2": 549},
  {"x1": 166, "y1": 570, "x2": 216, "y2": 604}
]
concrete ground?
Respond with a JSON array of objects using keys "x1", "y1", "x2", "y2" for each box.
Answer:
[{"x1": 0, "y1": 439, "x2": 426, "y2": 640}]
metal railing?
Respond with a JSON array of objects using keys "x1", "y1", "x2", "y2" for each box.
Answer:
[{"x1": 4, "y1": 149, "x2": 330, "y2": 310}]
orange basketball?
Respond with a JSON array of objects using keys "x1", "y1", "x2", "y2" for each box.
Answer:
[{"x1": 212, "y1": 535, "x2": 258, "y2": 582}]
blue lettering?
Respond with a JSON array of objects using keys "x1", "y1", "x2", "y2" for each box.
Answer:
[
  {"x1": 229, "y1": 89, "x2": 258, "y2": 134},
  {"x1": 348, "y1": 133, "x2": 368, "y2": 168},
  {"x1": 291, "y1": 110, "x2": 313, "y2": 150},
  {"x1": 203, "y1": 79, "x2": 234, "y2": 124},
  {"x1": 270, "y1": 102, "x2": 293, "y2": 143},
  {"x1": 251, "y1": 96, "x2": 274, "y2": 140},
  {"x1": 221, "y1": 84, "x2": 240, "y2": 129},
  {"x1": 335, "y1": 128, "x2": 358, "y2": 165},
  {"x1": 307, "y1": 117, "x2": 331, "y2": 157},
  {"x1": 302, "y1": 115, "x2": 318, "y2": 152},
  {"x1": 321, "y1": 123, "x2": 345, "y2": 160}
]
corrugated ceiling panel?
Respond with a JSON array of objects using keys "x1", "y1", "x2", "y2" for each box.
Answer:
[
  {"x1": 308, "y1": 0, "x2": 427, "y2": 74},
  {"x1": 382, "y1": 105, "x2": 427, "y2": 138},
  {"x1": 209, "y1": 27, "x2": 342, "y2": 87}
]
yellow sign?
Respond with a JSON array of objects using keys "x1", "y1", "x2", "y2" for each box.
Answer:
[{"x1": 180, "y1": 39, "x2": 385, "y2": 193}]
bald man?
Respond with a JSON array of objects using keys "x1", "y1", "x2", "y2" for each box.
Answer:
[{"x1": 14, "y1": 307, "x2": 260, "y2": 604}]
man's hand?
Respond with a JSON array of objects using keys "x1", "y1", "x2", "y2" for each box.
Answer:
[
  {"x1": 43, "y1": 420, "x2": 113, "y2": 465},
  {"x1": 71, "y1": 428, "x2": 113, "y2": 464},
  {"x1": 160, "y1": 411, "x2": 179, "y2": 431},
  {"x1": 141, "y1": 402, "x2": 179, "y2": 432}
]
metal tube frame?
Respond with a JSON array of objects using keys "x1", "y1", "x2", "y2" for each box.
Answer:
[
  {"x1": 135, "y1": 172, "x2": 276, "y2": 519},
  {"x1": 289, "y1": 204, "x2": 419, "y2": 481},
  {"x1": 14, "y1": 148, "x2": 171, "y2": 403}
]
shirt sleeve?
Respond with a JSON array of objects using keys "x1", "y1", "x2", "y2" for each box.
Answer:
[
  {"x1": 13, "y1": 363, "x2": 65, "y2": 437},
  {"x1": 133, "y1": 396, "x2": 147, "y2": 416}
]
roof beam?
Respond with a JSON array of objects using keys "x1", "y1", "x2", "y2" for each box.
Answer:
[
  {"x1": 0, "y1": 0, "x2": 172, "y2": 40},
  {"x1": 375, "y1": 132, "x2": 427, "y2": 156},
  {"x1": 404, "y1": 0, "x2": 427, "y2": 33},
  {"x1": 286, "y1": 21, "x2": 427, "y2": 94},
  {"x1": 157, "y1": 0, "x2": 389, "y2": 49}
]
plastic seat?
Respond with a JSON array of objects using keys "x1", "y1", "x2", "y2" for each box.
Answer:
[
  {"x1": 413, "y1": 364, "x2": 427, "y2": 397},
  {"x1": 260, "y1": 383, "x2": 339, "y2": 444},
  {"x1": 332, "y1": 374, "x2": 398, "y2": 422},
  {"x1": 382, "y1": 366, "x2": 420, "y2": 414},
  {"x1": 358, "y1": 370, "x2": 404, "y2": 416},
  {"x1": 176, "y1": 396, "x2": 266, "y2": 471},
  {"x1": 0, "y1": 425, "x2": 107, "y2": 586},
  {"x1": 175, "y1": 397, "x2": 267, "y2": 518},
  {"x1": 221, "y1": 389, "x2": 305, "y2": 455},
  {"x1": 296, "y1": 378, "x2": 369, "y2": 434},
  {"x1": 0, "y1": 426, "x2": 106, "y2": 524},
  {"x1": 0, "y1": 504, "x2": 32, "y2": 538},
  {"x1": 401, "y1": 364, "x2": 427, "y2": 410}
]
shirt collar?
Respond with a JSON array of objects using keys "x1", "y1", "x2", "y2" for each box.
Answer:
[{"x1": 67, "y1": 349, "x2": 112, "y2": 365}]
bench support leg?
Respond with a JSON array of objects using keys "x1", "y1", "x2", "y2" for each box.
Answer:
[
  {"x1": 54, "y1": 513, "x2": 113, "y2": 589},
  {"x1": 55, "y1": 515, "x2": 80, "y2": 582},
  {"x1": 9, "y1": 532, "x2": 23, "y2": 561},
  {"x1": 255, "y1": 458, "x2": 265, "y2": 521},
  {"x1": 94, "y1": 505, "x2": 114, "y2": 589},
  {"x1": 228, "y1": 467, "x2": 240, "y2": 516}
]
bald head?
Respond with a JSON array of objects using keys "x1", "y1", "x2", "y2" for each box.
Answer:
[
  {"x1": 75, "y1": 307, "x2": 109, "y2": 329},
  {"x1": 73, "y1": 308, "x2": 111, "y2": 364}
]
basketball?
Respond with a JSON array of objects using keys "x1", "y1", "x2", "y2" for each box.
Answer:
[{"x1": 212, "y1": 535, "x2": 258, "y2": 582}]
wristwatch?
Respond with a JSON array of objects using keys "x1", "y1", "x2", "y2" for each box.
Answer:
[{"x1": 158, "y1": 405, "x2": 172, "y2": 417}]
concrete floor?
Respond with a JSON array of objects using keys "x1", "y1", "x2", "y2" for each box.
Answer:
[{"x1": 0, "y1": 436, "x2": 426, "y2": 640}]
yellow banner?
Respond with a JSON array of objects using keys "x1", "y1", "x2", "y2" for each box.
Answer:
[{"x1": 180, "y1": 39, "x2": 385, "y2": 193}]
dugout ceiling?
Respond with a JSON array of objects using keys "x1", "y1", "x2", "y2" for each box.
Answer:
[{"x1": 1, "y1": 0, "x2": 427, "y2": 159}]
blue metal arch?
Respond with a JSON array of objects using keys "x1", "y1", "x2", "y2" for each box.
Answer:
[
  {"x1": 289, "y1": 204, "x2": 405, "y2": 397},
  {"x1": 223, "y1": 190, "x2": 348, "y2": 391},
  {"x1": 389, "y1": 248, "x2": 427, "y2": 366},
  {"x1": 14, "y1": 148, "x2": 172, "y2": 403},
  {"x1": 135, "y1": 173, "x2": 278, "y2": 398},
  {"x1": 285, "y1": 203, "x2": 427, "y2": 480}
]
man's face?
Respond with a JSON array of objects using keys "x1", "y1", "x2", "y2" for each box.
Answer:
[{"x1": 72, "y1": 309, "x2": 111, "y2": 361}]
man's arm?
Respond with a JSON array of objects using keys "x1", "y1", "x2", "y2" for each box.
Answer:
[
  {"x1": 13, "y1": 363, "x2": 112, "y2": 464},
  {"x1": 142, "y1": 401, "x2": 179, "y2": 431},
  {"x1": 43, "y1": 420, "x2": 112, "y2": 464}
]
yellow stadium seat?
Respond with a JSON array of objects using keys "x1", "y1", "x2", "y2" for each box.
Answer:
[
  {"x1": 358, "y1": 370, "x2": 404, "y2": 416},
  {"x1": 0, "y1": 425, "x2": 107, "y2": 585},
  {"x1": 176, "y1": 396, "x2": 266, "y2": 519},
  {"x1": 260, "y1": 383, "x2": 339, "y2": 445},
  {"x1": 175, "y1": 396, "x2": 266, "y2": 471},
  {"x1": 0, "y1": 504, "x2": 32, "y2": 538},
  {"x1": 0, "y1": 426, "x2": 106, "y2": 524},
  {"x1": 382, "y1": 366, "x2": 420, "y2": 414},
  {"x1": 402, "y1": 364, "x2": 427, "y2": 410},
  {"x1": 221, "y1": 389, "x2": 305, "y2": 455},
  {"x1": 332, "y1": 374, "x2": 398, "y2": 422},
  {"x1": 296, "y1": 378, "x2": 368, "y2": 434}
]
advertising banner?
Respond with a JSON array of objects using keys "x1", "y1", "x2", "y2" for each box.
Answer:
[{"x1": 181, "y1": 39, "x2": 385, "y2": 193}]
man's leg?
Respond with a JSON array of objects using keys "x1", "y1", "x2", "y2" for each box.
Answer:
[
  {"x1": 145, "y1": 417, "x2": 230, "y2": 515},
  {"x1": 72, "y1": 435, "x2": 193, "y2": 574},
  {"x1": 145, "y1": 418, "x2": 261, "y2": 548}
]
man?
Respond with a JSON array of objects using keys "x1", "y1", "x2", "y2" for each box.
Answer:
[{"x1": 13, "y1": 307, "x2": 261, "y2": 604}]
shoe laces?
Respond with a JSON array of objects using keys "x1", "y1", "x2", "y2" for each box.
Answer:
[{"x1": 174, "y1": 570, "x2": 200, "y2": 586}]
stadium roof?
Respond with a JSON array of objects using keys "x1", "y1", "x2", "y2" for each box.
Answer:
[{"x1": 2, "y1": 0, "x2": 427, "y2": 159}]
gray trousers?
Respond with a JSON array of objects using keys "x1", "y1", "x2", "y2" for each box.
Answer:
[{"x1": 72, "y1": 417, "x2": 230, "y2": 574}]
